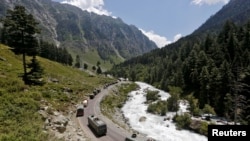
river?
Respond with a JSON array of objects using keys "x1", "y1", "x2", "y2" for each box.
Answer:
[{"x1": 121, "y1": 81, "x2": 208, "y2": 141}]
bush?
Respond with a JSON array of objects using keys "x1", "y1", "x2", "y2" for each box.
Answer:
[
  {"x1": 173, "y1": 113, "x2": 191, "y2": 130},
  {"x1": 198, "y1": 121, "x2": 208, "y2": 136},
  {"x1": 202, "y1": 104, "x2": 216, "y2": 115},
  {"x1": 147, "y1": 100, "x2": 168, "y2": 116},
  {"x1": 146, "y1": 90, "x2": 159, "y2": 102},
  {"x1": 167, "y1": 96, "x2": 179, "y2": 112}
]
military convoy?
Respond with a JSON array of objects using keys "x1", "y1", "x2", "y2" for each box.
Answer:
[{"x1": 76, "y1": 81, "x2": 119, "y2": 136}]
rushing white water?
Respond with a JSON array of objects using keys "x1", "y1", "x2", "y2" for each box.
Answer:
[{"x1": 121, "y1": 81, "x2": 208, "y2": 141}]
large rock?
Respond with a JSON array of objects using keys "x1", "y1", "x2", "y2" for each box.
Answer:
[
  {"x1": 52, "y1": 114, "x2": 69, "y2": 126},
  {"x1": 56, "y1": 124, "x2": 67, "y2": 133},
  {"x1": 139, "y1": 116, "x2": 147, "y2": 122}
]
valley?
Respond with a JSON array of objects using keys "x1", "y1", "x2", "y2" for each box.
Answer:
[{"x1": 0, "y1": 0, "x2": 249, "y2": 140}]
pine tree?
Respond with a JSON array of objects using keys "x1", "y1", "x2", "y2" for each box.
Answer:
[
  {"x1": 96, "y1": 66, "x2": 102, "y2": 74},
  {"x1": 2, "y1": 5, "x2": 41, "y2": 84},
  {"x1": 83, "y1": 63, "x2": 88, "y2": 70},
  {"x1": 26, "y1": 56, "x2": 45, "y2": 85},
  {"x1": 92, "y1": 66, "x2": 96, "y2": 72}
]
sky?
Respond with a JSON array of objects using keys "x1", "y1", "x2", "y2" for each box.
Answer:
[
  {"x1": 122, "y1": 81, "x2": 208, "y2": 141},
  {"x1": 52, "y1": 0, "x2": 229, "y2": 48}
]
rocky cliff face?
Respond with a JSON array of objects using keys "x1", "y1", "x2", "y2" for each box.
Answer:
[
  {"x1": 0, "y1": 0, "x2": 60, "y2": 45},
  {"x1": 0, "y1": 0, "x2": 158, "y2": 64}
]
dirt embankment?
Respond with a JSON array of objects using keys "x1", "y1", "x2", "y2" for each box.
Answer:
[{"x1": 39, "y1": 100, "x2": 90, "y2": 141}]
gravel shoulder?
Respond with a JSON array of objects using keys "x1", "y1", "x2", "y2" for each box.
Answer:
[{"x1": 40, "y1": 103, "x2": 90, "y2": 141}]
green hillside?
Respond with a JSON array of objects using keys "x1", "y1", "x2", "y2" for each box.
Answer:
[
  {"x1": 0, "y1": 44, "x2": 115, "y2": 140},
  {"x1": 68, "y1": 46, "x2": 124, "y2": 71}
]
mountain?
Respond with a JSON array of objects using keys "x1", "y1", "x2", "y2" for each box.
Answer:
[
  {"x1": 109, "y1": 0, "x2": 250, "y2": 78},
  {"x1": 192, "y1": 0, "x2": 250, "y2": 36},
  {"x1": 108, "y1": 0, "x2": 250, "y2": 124},
  {"x1": 0, "y1": 0, "x2": 158, "y2": 70}
]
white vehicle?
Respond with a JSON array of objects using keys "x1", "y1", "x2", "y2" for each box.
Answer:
[{"x1": 83, "y1": 99, "x2": 88, "y2": 107}]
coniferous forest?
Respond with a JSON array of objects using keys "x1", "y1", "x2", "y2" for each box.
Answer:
[{"x1": 109, "y1": 21, "x2": 250, "y2": 124}]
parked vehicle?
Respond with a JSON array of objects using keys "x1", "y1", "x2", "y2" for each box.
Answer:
[
  {"x1": 88, "y1": 115, "x2": 107, "y2": 137},
  {"x1": 76, "y1": 104, "x2": 84, "y2": 117}
]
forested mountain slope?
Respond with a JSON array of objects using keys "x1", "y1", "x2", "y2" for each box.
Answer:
[
  {"x1": 109, "y1": 0, "x2": 250, "y2": 124},
  {"x1": 193, "y1": 0, "x2": 250, "y2": 36}
]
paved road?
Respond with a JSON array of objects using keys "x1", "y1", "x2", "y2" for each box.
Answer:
[{"x1": 77, "y1": 82, "x2": 147, "y2": 141}]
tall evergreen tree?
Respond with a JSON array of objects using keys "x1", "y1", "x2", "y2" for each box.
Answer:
[{"x1": 2, "y1": 5, "x2": 41, "y2": 84}]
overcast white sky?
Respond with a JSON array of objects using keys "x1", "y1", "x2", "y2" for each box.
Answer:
[{"x1": 53, "y1": 0, "x2": 229, "y2": 48}]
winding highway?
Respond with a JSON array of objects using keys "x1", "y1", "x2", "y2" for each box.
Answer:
[{"x1": 77, "y1": 82, "x2": 148, "y2": 141}]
